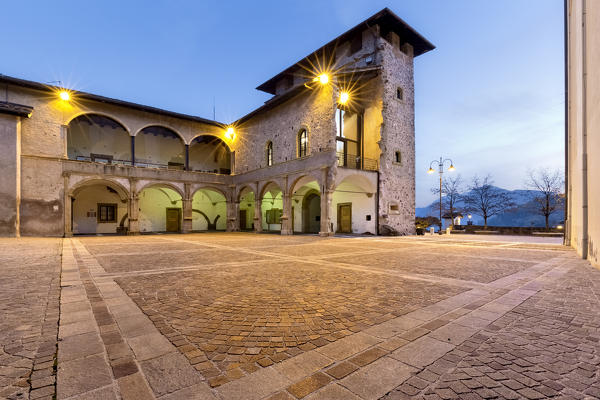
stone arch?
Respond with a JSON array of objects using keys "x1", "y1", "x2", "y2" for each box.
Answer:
[
  {"x1": 188, "y1": 135, "x2": 232, "y2": 174},
  {"x1": 189, "y1": 133, "x2": 232, "y2": 151},
  {"x1": 334, "y1": 172, "x2": 377, "y2": 193},
  {"x1": 69, "y1": 178, "x2": 129, "y2": 201},
  {"x1": 289, "y1": 173, "x2": 322, "y2": 195},
  {"x1": 67, "y1": 113, "x2": 132, "y2": 164},
  {"x1": 191, "y1": 185, "x2": 229, "y2": 201},
  {"x1": 134, "y1": 123, "x2": 185, "y2": 143},
  {"x1": 135, "y1": 125, "x2": 186, "y2": 168},
  {"x1": 66, "y1": 112, "x2": 131, "y2": 134},
  {"x1": 259, "y1": 180, "x2": 284, "y2": 199},
  {"x1": 138, "y1": 181, "x2": 184, "y2": 199},
  {"x1": 236, "y1": 184, "x2": 257, "y2": 202}
]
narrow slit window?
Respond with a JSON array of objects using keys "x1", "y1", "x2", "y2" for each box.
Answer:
[{"x1": 266, "y1": 141, "x2": 273, "y2": 166}]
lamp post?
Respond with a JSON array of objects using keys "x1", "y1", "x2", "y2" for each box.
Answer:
[{"x1": 427, "y1": 157, "x2": 455, "y2": 234}]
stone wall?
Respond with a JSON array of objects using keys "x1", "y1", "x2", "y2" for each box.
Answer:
[
  {"x1": 376, "y1": 36, "x2": 416, "y2": 235},
  {"x1": 0, "y1": 115, "x2": 20, "y2": 236},
  {"x1": 235, "y1": 87, "x2": 337, "y2": 174}
]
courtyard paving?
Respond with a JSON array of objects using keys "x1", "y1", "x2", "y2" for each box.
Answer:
[{"x1": 1, "y1": 233, "x2": 599, "y2": 399}]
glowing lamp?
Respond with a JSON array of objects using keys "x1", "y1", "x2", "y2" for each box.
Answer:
[
  {"x1": 314, "y1": 73, "x2": 329, "y2": 85},
  {"x1": 339, "y1": 91, "x2": 350, "y2": 105},
  {"x1": 427, "y1": 168, "x2": 435, "y2": 174},
  {"x1": 448, "y1": 164, "x2": 456, "y2": 171},
  {"x1": 59, "y1": 91, "x2": 70, "y2": 101},
  {"x1": 225, "y1": 127, "x2": 236, "y2": 140}
]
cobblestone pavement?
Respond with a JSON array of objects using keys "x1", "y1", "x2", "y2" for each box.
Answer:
[
  {"x1": 0, "y1": 239, "x2": 61, "y2": 400},
  {"x1": 2, "y1": 233, "x2": 598, "y2": 400}
]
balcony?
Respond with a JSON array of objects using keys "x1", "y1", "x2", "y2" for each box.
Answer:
[{"x1": 336, "y1": 152, "x2": 378, "y2": 171}]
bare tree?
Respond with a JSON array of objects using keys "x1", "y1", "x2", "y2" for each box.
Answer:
[
  {"x1": 463, "y1": 175, "x2": 514, "y2": 229},
  {"x1": 526, "y1": 168, "x2": 564, "y2": 231},
  {"x1": 431, "y1": 175, "x2": 463, "y2": 227}
]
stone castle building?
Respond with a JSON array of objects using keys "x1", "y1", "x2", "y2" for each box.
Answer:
[{"x1": 0, "y1": 8, "x2": 433, "y2": 238}]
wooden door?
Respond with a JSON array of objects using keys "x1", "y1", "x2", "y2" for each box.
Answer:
[
  {"x1": 338, "y1": 203, "x2": 352, "y2": 233},
  {"x1": 166, "y1": 208, "x2": 181, "y2": 232},
  {"x1": 239, "y1": 210, "x2": 247, "y2": 230}
]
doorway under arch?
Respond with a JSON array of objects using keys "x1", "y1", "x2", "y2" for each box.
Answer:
[
  {"x1": 138, "y1": 185, "x2": 183, "y2": 233},
  {"x1": 238, "y1": 187, "x2": 255, "y2": 231},
  {"x1": 71, "y1": 182, "x2": 128, "y2": 235},
  {"x1": 302, "y1": 190, "x2": 321, "y2": 234}
]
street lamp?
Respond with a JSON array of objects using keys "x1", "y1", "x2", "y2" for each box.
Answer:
[{"x1": 427, "y1": 157, "x2": 455, "y2": 234}]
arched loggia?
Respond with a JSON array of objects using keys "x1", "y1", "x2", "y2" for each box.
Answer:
[
  {"x1": 135, "y1": 125, "x2": 185, "y2": 169},
  {"x1": 67, "y1": 114, "x2": 131, "y2": 165},
  {"x1": 189, "y1": 135, "x2": 231, "y2": 174}
]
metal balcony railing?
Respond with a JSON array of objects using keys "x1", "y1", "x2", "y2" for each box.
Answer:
[{"x1": 336, "y1": 152, "x2": 378, "y2": 171}]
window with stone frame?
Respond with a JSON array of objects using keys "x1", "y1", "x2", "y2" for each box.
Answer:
[
  {"x1": 266, "y1": 141, "x2": 273, "y2": 166},
  {"x1": 298, "y1": 129, "x2": 308, "y2": 158}
]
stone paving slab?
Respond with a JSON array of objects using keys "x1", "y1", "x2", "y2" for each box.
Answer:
[
  {"x1": 0, "y1": 238, "x2": 61, "y2": 400},
  {"x1": 2, "y1": 233, "x2": 592, "y2": 400}
]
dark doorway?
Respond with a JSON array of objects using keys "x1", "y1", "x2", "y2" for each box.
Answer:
[{"x1": 302, "y1": 191, "x2": 321, "y2": 233}]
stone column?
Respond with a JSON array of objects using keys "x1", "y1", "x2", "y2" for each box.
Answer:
[
  {"x1": 128, "y1": 179, "x2": 140, "y2": 235},
  {"x1": 227, "y1": 201, "x2": 240, "y2": 232},
  {"x1": 254, "y1": 198, "x2": 263, "y2": 233},
  {"x1": 63, "y1": 173, "x2": 72, "y2": 237},
  {"x1": 281, "y1": 192, "x2": 292, "y2": 235},
  {"x1": 319, "y1": 190, "x2": 333, "y2": 236},
  {"x1": 182, "y1": 183, "x2": 192, "y2": 233}
]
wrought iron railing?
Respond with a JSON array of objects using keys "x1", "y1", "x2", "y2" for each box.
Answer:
[{"x1": 336, "y1": 152, "x2": 378, "y2": 171}]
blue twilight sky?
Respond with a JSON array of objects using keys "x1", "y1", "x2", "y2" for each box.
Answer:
[{"x1": 0, "y1": 0, "x2": 564, "y2": 207}]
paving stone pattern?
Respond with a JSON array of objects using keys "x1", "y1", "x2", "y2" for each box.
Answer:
[
  {"x1": 0, "y1": 239, "x2": 61, "y2": 400},
  {"x1": 1, "y1": 233, "x2": 598, "y2": 400},
  {"x1": 382, "y1": 260, "x2": 600, "y2": 400}
]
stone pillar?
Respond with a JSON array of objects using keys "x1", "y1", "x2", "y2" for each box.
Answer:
[
  {"x1": 182, "y1": 183, "x2": 192, "y2": 233},
  {"x1": 128, "y1": 179, "x2": 140, "y2": 235},
  {"x1": 227, "y1": 201, "x2": 240, "y2": 232},
  {"x1": 281, "y1": 193, "x2": 292, "y2": 235},
  {"x1": 254, "y1": 198, "x2": 263, "y2": 233},
  {"x1": 63, "y1": 173, "x2": 72, "y2": 237},
  {"x1": 319, "y1": 190, "x2": 333, "y2": 236},
  {"x1": 0, "y1": 114, "x2": 22, "y2": 237}
]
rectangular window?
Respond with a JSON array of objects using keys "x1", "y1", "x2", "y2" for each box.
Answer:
[
  {"x1": 97, "y1": 203, "x2": 117, "y2": 223},
  {"x1": 395, "y1": 151, "x2": 402, "y2": 164},
  {"x1": 336, "y1": 108, "x2": 362, "y2": 169},
  {"x1": 396, "y1": 87, "x2": 403, "y2": 100}
]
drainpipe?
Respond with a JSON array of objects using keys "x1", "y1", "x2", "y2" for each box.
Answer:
[
  {"x1": 564, "y1": 0, "x2": 569, "y2": 246},
  {"x1": 581, "y1": 0, "x2": 589, "y2": 259}
]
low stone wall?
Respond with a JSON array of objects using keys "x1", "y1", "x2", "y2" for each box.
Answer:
[{"x1": 451, "y1": 225, "x2": 564, "y2": 236}]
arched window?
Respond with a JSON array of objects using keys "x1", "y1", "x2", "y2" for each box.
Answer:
[
  {"x1": 298, "y1": 129, "x2": 308, "y2": 158},
  {"x1": 266, "y1": 141, "x2": 273, "y2": 166}
]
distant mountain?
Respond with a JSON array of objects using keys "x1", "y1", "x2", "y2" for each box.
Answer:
[{"x1": 416, "y1": 186, "x2": 564, "y2": 228}]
